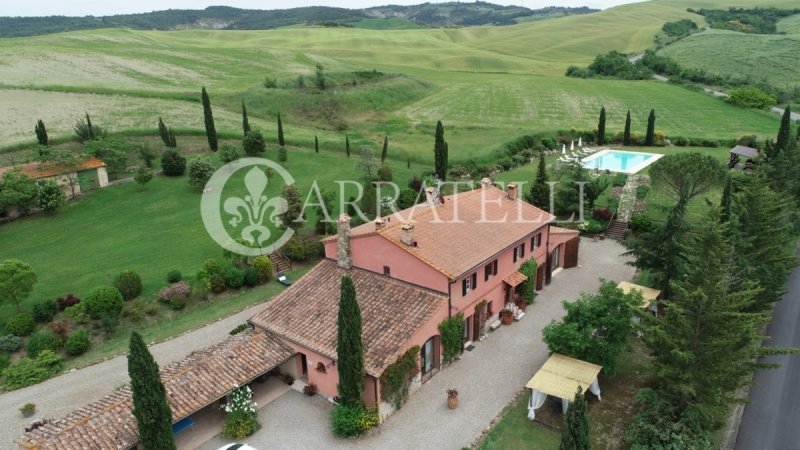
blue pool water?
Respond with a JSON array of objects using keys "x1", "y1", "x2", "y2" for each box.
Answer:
[{"x1": 581, "y1": 150, "x2": 661, "y2": 174}]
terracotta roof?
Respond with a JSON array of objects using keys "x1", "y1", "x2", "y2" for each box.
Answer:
[
  {"x1": 550, "y1": 226, "x2": 580, "y2": 235},
  {"x1": 503, "y1": 270, "x2": 528, "y2": 287},
  {"x1": 250, "y1": 260, "x2": 447, "y2": 377},
  {"x1": 331, "y1": 186, "x2": 554, "y2": 279},
  {"x1": 0, "y1": 157, "x2": 105, "y2": 180},
  {"x1": 17, "y1": 329, "x2": 293, "y2": 450}
]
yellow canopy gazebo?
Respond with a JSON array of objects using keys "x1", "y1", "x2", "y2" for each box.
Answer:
[
  {"x1": 525, "y1": 353, "x2": 602, "y2": 420},
  {"x1": 618, "y1": 281, "x2": 661, "y2": 314}
]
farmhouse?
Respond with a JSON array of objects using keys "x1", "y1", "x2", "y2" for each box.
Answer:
[
  {"x1": 0, "y1": 156, "x2": 108, "y2": 199},
  {"x1": 252, "y1": 180, "x2": 580, "y2": 415}
]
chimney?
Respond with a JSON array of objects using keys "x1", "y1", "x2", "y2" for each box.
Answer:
[
  {"x1": 507, "y1": 183, "x2": 518, "y2": 201},
  {"x1": 337, "y1": 214, "x2": 352, "y2": 270},
  {"x1": 374, "y1": 217, "x2": 387, "y2": 229},
  {"x1": 400, "y1": 222, "x2": 415, "y2": 246},
  {"x1": 425, "y1": 187, "x2": 437, "y2": 207},
  {"x1": 481, "y1": 177, "x2": 493, "y2": 188}
]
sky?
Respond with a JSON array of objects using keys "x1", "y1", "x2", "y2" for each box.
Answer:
[{"x1": 0, "y1": 0, "x2": 645, "y2": 17}]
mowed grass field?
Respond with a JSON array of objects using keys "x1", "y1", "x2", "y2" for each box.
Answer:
[{"x1": 0, "y1": 0, "x2": 793, "y2": 158}]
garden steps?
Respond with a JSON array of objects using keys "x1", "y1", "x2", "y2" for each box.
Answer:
[
  {"x1": 269, "y1": 252, "x2": 292, "y2": 273},
  {"x1": 606, "y1": 220, "x2": 628, "y2": 240}
]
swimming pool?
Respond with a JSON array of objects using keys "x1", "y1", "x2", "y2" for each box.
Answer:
[{"x1": 580, "y1": 149, "x2": 663, "y2": 174}]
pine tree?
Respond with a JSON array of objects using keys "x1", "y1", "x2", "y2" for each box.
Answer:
[
  {"x1": 381, "y1": 135, "x2": 388, "y2": 162},
  {"x1": 241, "y1": 100, "x2": 251, "y2": 135},
  {"x1": 645, "y1": 109, "x2": 656, "y2": 146},
  {"x1": 336, "y1": 276, "x2": 364, "y2": 407},
  {"x1": 34, "y1": 119, "x2": 48, "y2": 146},
  {"x1": 128, "y1": 332, "x2": 176, "y2": 450},
  {"x1": 315, "y1": 135, "x2": 319, "y2": 154},
  {"x1": 560, "y1": 386, "x2": 590, "y2": 450},
  {"x1": 434, "y1": 120, "x2": 446, "y2": 180},
  {"x1": 623, "y1": 110, "x2": 632, "y2": 146},
  {"x1": 345, "y1": 134, "x2": 350, "y2": 158},
  {"x1": 775, "y1": 106, "x2": 792, "y2": 156},
  {"x1": 277, "y1": 112, "x2": 285, "y2": 147},
  {"x1": 527, "y1": 150, "x2": 549, "y2": 208},
  {"x1": 719, "y1": 174, "x2": 732, "y2": 223},
  {"x1": 597, "y1": 106, "x2": 606, "y2": 145},
  {"x1": 201, "y1": 87, "x2": 217, "y2": 151}
]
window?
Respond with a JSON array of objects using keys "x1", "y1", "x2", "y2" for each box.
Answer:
[
  {"x1": 383, "y1": 265, "x2": 391, "y2": 276},
  {"x1": 531, "y1": 233, "x2": 541, "y2": 251},
  {"x1": 513, "y1": 247, "x2": 518, "y2": 263},
  {"x1": 493, "y1": 260, "x2": 498, "y2": 275},
  {"x1": 485, "y1": 259, "x2": 499, "y2": 281},
  {"x1": 520, "y1": 242, "x2": 526, "y2": 258},
  {"x1": 472, "y1": 273, "x2": 477, "y2": 291},
  {"x1": 463, "y1": 273, "x2": 477, "y2": 295},
  {"x1": 462, "y1": 277, "x2": 470, "y2": 296}
]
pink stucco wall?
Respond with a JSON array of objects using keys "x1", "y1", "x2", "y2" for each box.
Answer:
[{"x1": 273, "y1": 337, "x2": 340, "y2": 399}]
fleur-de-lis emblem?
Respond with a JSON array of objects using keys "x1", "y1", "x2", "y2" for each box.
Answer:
[{"x1": 223, "y1": 168, "x2": 288, "y2": 247}]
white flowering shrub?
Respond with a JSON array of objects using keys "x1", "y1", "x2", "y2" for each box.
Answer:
[{"x1": 221, "y1": 384, "x2": 261, "y2": 439}]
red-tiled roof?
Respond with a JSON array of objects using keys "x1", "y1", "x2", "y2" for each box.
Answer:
[
  {"x1": 0, "y1": 157, "x2": 105, "y2": 180},
  {"x1": 17, "y1": 329, "x2": 294, "y2": 450},
  {"x1": 250, "y1": 260, "x2": 447, "y2": 377},
  {"x1": 550, "y1": 226, "x2": 580, "y2": 235},
  {"x1": 503, "y1": 270, "x2": 528, "y2": 287}
]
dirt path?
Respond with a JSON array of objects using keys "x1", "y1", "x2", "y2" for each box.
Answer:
[{"x1": 0, "y1": 303, "x2": 264, "y2": 447}]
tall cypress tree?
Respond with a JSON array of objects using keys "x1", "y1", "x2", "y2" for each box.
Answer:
[
  {"x1": 336, "y1": 276, "x2": 364, "y2": 407},
  {"x1": 434, "y1": 120, "x2": 446, "y2": 180},
  {"x1": 315, "y1": 135, "x2": 319, "y2": 154},
  {"x1": 645, "y1": 109, "x2": 656, "y2": 146},
  {"x1": 128, "y1": 332, "x2": 176, "y2": 450},
  {"x1": 381, "y1": 136, "x2": 388, "y2": 162},
  {"x1": 345, "y1": 134, "x2": 351, "y2": 158},
  {"x1": 158, "y1": 117, "x2": 176, "y2": 148},
  {"x1": 597, "y1": 106, "x2": 606, "y2": 145},
  {"x1": 277, "y1": 112, "x2": 285, "y2": 147},
  {"x1": 443, "y1": 141, "x2": 449, "y2": 180},
  {"x1": 719, "y1": 174, "x2": 732, "y2": 223},
  {"x1": 775, "y1": 106, "x2": 792, "y2": 156},
  {"x1": 623, "y1": 110, "x2": 632, "y2": 146},
  {"x1": 560, "y1": 386, "x2": 590, "y2": 450},
  {"x1": 242, "y1": 100, "x2": 251, "y2": 135},
  {"x1": 527, "y1": 151, "x2": 550, "y2": 208},
  {"x1": 201, "y1": 87, "x2": 218, "y2": 151},
  {"x1": 34, "y1": 119, "x2": 48, "y2": 146}
]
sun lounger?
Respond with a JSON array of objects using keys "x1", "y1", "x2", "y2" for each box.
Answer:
[{"x1": 278, "y1": 272, "x2": 293, "y2": 286}]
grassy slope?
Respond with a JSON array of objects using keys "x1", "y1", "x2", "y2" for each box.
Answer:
[
  {"x1": 778, "y1": 13, "x2": 800, "y2": 33},
  {"x1": 350, "y1": 18, "x2": 425, "y2": 29},
  {"x1": 658, "y1": 29, "x2": 800, "y2": 89}
]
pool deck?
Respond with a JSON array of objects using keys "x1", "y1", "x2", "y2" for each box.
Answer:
[{"x1": 580, "y1": 149, "x2": 663, "y2": 174}]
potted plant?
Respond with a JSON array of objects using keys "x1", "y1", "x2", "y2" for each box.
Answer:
[
  {"x1": 447, "y1": 389, "x2": 459, "y2": 409},
  {"x1": 514, "y1": 296, "x2": 527, "y2": 312},
  {"x1": 20, "y1": 403, "x2": 35, "y2": 418},
  {"x1": 303, "y1": 383, "x2": 318, "y2": 397},
  {"x1": 500, "y1": 309, "x2": 514, "y2": 325}
]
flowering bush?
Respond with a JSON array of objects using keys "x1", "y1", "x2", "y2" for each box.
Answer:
[
  {"x1": 157, "y1": 282, "x2": 191, "y2": 304},
  {"x1": 56, "y1": 294, "x2": 80, "y2": 310},
  {"x1": 221, "y1": 385, "x2": 260, "y2": 439},
  {"x1": 331, "y1": 405, "x2": 379, "y2": 437}
]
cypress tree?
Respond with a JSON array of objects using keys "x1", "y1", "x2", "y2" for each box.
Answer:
[
  {"x1": 336, "y1": 276, "x2": 364, "y2": 407},
  {"x1": 775, "y1": 106, "x2": 792, "y2": 156},
  {"x1": 34, "y1": 119, "x2": 48, "y2": 146},
  {"x1": 719, "y1": 174, "x2": 732, "y2": 223},
  {"x1": 527, "y1": 151, "x2": 550, "y2": 208},
  {"x1": 560, "y1": 386, "x2": 590, "y2": 450},
  {"x1": 158, "y1": 117, "x2": 176, "y2": 148},
  {"x1": 645, "y1": 109, "x2": 656, "y2": 146},
  {"x1": 443, "y1": 141, "x2": 449, "y2": 179},
  {"x1": 597, "y1": 106, "x2": 606, "y2": 145},
  {"x1": 345, "y1": 134, "x2": 350, "y2": 158},
  {"x1": 128, "y1": 331, "x2": 176, "y2": 450},
  {"x1": 277, "y1": 112, "x2": 285, "y2": 147},
  {"x1": 85, "y1": 113, "x2": 96, "y2": 141},
  {"x1": 201, "y1": 87, "x2": 218, "y2": 151},
  {"x1": 434, "y1": 120, "x2": 446, "y2": 180},
  {"x1": 407, "y1": 157, "x2": 411, "y2": 169},
  {"x1": 381, "y1": 135, "x2": 388, "y2": 162},
  {"x1": 315, "y1": 135, "x2": 319, "y2": 153},
  {"x1": 242, "y1": 100, "x2": 251, "y2": 135},
  {"x1": 623, "y1": 110, "x2": 632, "y2": 146}
]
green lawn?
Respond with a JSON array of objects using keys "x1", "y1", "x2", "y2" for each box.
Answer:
[{"x1": 477, "y1": 394, "x2": 561, "y2": 450}]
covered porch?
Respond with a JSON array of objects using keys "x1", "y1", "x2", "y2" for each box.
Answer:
[{"x1": 525, "y1": 353, "x2": 602, "y2": 422}]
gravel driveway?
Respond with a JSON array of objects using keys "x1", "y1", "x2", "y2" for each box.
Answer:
[{"x1": 200, "y1": 238, "x2": 635, "y2": 450}]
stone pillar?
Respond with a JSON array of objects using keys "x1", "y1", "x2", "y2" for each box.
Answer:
[{"x1": 400, "y1": 222, "x2": 415, "y2": 246}]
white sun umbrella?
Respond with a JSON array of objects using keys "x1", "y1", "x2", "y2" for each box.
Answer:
[
  {"x1": 578, "y1": 137, "x2": 582, "y2": 147},
  {"x1": 570, "y1": 140, "x2": 574, "y2": 151},
  {"x1": 561, "y1": 144, "x2": 566, "y2": 154}
]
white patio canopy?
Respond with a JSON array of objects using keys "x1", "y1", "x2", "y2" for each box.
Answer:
[
  {"x1": 525, "y1": 353, "x2": 602, "y2": 420},
  {"x1": 618, "y1": 281, "x2": 661, "y2": 315}
]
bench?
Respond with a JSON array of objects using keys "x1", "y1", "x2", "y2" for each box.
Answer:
[
  {"x1": 172, "y1": 417, "x2": 194, "y2": 437},
  {"x1": 489, "y1": 320, "x2": 502, "y2": 331},
  {"x1": 277, "y1": 272, "x2": 293, "y2": 286}
]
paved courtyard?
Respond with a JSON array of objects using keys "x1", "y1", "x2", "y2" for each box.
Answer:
[{"x1": 200, "y1": 237, "x2": 634, "y2": 450}]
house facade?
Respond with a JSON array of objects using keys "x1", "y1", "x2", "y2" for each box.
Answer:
[
  {"x1": 0, "y1": 156, "x2": 108, "y2": 200},
  {"x1": 251, "y1": 180, "x2": 579, "y2": 416}
]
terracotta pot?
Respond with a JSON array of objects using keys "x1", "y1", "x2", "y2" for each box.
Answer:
[
  {"x1": 447, "y1": 395, "x2": 459, "y2": 409},
  {"x1": 515, "y1": 300, "x2": 527, "y2": 312},
  {"x1": 501, "y1": 313, "x2": 514, "y2": 325}
]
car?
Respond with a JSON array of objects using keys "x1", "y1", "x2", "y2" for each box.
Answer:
[{"x1": 217, "y1": 444, "x2": 257, "y2": 450}]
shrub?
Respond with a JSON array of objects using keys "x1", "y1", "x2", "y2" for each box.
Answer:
[
  {"x1": 47, "y1": 321, "x2": 69, "y2": 342},
  {"x1": 223, "y1": 266, "x2": 245, "y2": 289},
  {"x1": 32, "y1": 299, "x2": 59, "y2": 323},
  {"x1": 2, "y1": 350, "x2": 62, "y2": 390},
  {"x1": 592, "y1": 207, "x2": 613, "y2": 222},
  {"x1": 229, "y1": 323, "x2": 249, "y2": 335},
  {"x1": 251, "y1": 256, "x2": 273, "y2": 283},
  {"x1": 672, "y1": 136, "x2": 689, "y2": 146},
  {"x1": 629, "y1": 214, "x2": 655, "y2": 235},
  {"x1": 198, "y1": 259, "x2": 227, "y2": 293},
  {"x1": 157, "y1": 282, "x2": 192, "y2": 305},
  {"x1": 143, "y1": 302, "x2": 160, "y2": 317},
  {"x1": 282, "y1": 235, "x2": 320, "y2": 262},
  {"x1": 168, "y1": 296, "x2": 187, "y2": 310},
  {"x1": 0, "y1": 334, "x2": 23, "y2": 352},
  {"x1": 439, "y1": 313, "x2": 465, "y2": 365},
  {"x1": 166, "y1": 270, "x2": 182, "y2": 283},
  {"x1": 222, "y1": 410, "x2": 261, "y2": 439},
  {"x1": 611, "y1": 173, "x2": 628, "y2": 187},
  {"x1": 83, "y1": 286, "x2": 124, "y2": 320},
  {"x1": 113, "y1": 270, "x2": 142, "y2": 301},
  {"x1": 243, "y1": 267, "x2": 260, "y2": 287},
  {"x1": 407, "y1": 176, "x2": 423, "y2": 192},
  {"x1": 65, "y1": 303, "x2": 90, "y2": 324},
  {"x1": 27, "y1": 330, "x2": 62, "y2": 357},
  {"x1": 331, "y1": 405, "x2": 379, "y2": 437},
  {"x1": 578, "y1": 218, "x2": 606, "y2": 235},
  {"x1": 728, "y1": 86, "x2": 776, "y2": 109},
  {"x1": 64, "y1": 329, "x2": 90, "y2": 356},
  {"x1": 187, "y1": 158, "x2": 216, "y2": 191},
  {"x1": 100, "y1": 312, "x2": 120, "y2": 335},
  {"x1": 636, "y1": 185, "x2": 650, "y2": 200},
  {"x1": 220, "y1": 143, "x2": 243, "y2": 163},
  {"x1": 160, "y1": 149, "x2": 186, "y2": 176},
  {"x1": 121, "y1": 302, "x2": 146, "y2": 323},
  {"x1": 377, "y1": 164, "x2": 393, "y2": 182},
  {"x1": 37, "y1": 179, "x2": 65, "y2": 213},
  {"x1": 5, "y1": 313, "x2": 35, "y2": 337},
  {"x1": 242, "y1": 130, "x2": 266, "y2": 156},
  {"x1": 0, "y1": 355, "x2": 8, "y2": 372},
  {"x1": 56, "y1": 294, "x2": 80, "y2": 310}
]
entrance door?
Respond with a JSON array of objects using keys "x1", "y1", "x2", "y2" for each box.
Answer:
[
  {"x1": 551, "y1": 246, "x2": 560, "y2": 269},
  {"x1": 421, "y1": 337, "x2": 434, "y2": 375},
  {"x1": 300, "y1": 354, "x2": 308, "y2": 376},
  {"x1": 536, "y1": 264, "x2": 545, "y2": 290}
]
